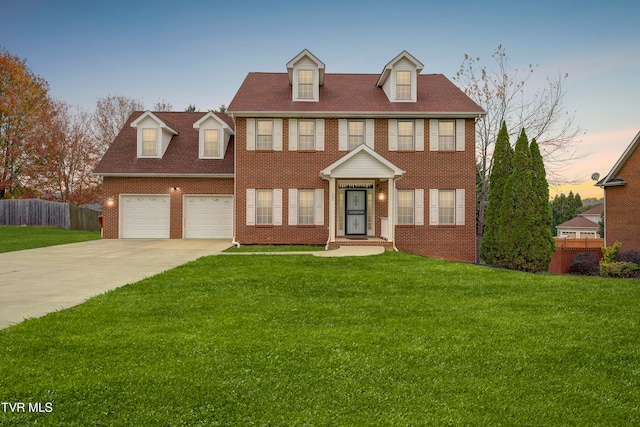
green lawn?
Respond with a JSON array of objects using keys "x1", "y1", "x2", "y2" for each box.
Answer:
[
  {"x1": 0, "y1": 252, "x2": 638, "y2": 425},
  {"x1": 224, "y1": 244, "x2": 324, "y2": 252},
  {"x1": 0, "y1": 226, "x2": 101, "y2": 253}
]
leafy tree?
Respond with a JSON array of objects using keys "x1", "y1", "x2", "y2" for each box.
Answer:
[
  {"x1": 93, "y1": 94, "x2": 143, "y2": 156},
  {"x1": 26, "y1": 101, "x2": 101, "y2": 204},
  {"x1": 480, "y1": 121, "x2": 512, "y2": 264},
  {"x1": 185, "y1": 104, "x2": 197, "y2": 112},
  {"x1": 529, "y1": 138, "x2": 555, "y2": 271},
  {"x1": 0, "y1": 47, "x2": 53, "y2": 198},
  {"x1": 453, "y1": 45, "x2": 582, "y2": 261}
]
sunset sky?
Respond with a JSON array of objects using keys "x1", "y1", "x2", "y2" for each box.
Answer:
[{"x1": 2, "y1": 0, "x2": 638, "y2": 199}]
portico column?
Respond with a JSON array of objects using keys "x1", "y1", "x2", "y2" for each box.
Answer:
[
  {"x1": 329, "y1": 177, "x2": 336, "y2": 243},
  {"x1": 387, "y1": 178, "x2": 394, "y2": 243}
]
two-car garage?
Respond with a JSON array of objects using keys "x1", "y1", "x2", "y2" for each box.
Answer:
[{"x1": 120, "y1": 195, "x2": 233, "y2": 239}]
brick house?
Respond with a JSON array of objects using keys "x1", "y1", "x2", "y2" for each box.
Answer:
[
  {"x1": 94, "y1": 50, "x2": 484, "y2": 262},
  {"x1": 596, "y1": 130, "x2": 640, "y2": 251}
]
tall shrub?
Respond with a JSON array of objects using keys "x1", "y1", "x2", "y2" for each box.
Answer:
[
  {"x1": 529, "y1": 139, "x2": 555, "y2": 271},
  {"x1": 480, "y1": 121, "x2": 512, "y2": 264}
]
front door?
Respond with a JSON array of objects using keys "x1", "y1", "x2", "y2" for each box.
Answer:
[{"x1": 345, "y1": 190, "x2": 366, "y2": 235}]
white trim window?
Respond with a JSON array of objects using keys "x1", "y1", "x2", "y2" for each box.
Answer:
[
  {"x1": 396, "y1": 70, "x2": 411, "y2": 100},
  {"x1": 257, "y1": 120, "x2": 273, "y2": 150},
  {"x1": 298, "y1": 190, "x2": 315, "y2": 225},
  {"x1": 348, "y1": 120, "x2": 365, "y2": 150},
  {"x1": 203, "y1": 129, "x2": 219, "y2": 158},
  {"x1": 298, "y1": 120, "x2": 315, "y2": 150},
  {"x1": 141, "y1": 128, "x2": 157, "y2": 156},
  {"x1": 298, "y1": 70, "x2": 314, "y2": 99},
  {"x1": 397, "y1": 190, "x2": 414, "y2": 225},
  {"x1": 429, "y1": 189, "x2": 465, "y2": 226},
  {"x1": 398, "y1": 120, "x2": 414, "y2": 150},
  {"x1": 438, "y1": 120, "x2": 455, "y2": 151},
  {"x1": 256, "y1": 190, "x2": 273, "y2": 225},
  {"x1": 438, "y1": 190, "x2": 455, "y2": 224}
]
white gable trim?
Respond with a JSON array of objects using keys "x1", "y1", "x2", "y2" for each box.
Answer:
[
  {"x1": 130, "y1": 111, "x2": 178, "y2": 135},
  {"x1": 320, "y1": 144, "x2": 404, "y2": 180}
]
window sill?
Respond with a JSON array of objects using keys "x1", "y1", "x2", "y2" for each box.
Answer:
[
  {"x1": 296, "y1": 224, "x2": 317, "y2": 228},
  {"x1": 255, "y1": 224, "x2": 274, "y2": 228},
  {"x1": 438, "y1": 224, "x2": 456, "y2": 228},
  {"x1": 396, "y1": 224, "x2": 415, "y2": 228}
]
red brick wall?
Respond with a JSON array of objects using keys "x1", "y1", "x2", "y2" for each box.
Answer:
[
  {"x1": 235, "y1": 117, "x2": 477, "y2": 262},
  {"x1": 605, "y1": 146, "x2": 640, "y2": 251},
  {"x1": 102, "y1": 177, "x2": 233, "y2": 239}
]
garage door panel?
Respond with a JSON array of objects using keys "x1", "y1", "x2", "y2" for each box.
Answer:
[
  {"x1": 121, "y1": 195, "x2": 170, "y2": 238},
  {"x1": 185, "y1": 196, "x2": 233, "y2": 239}
]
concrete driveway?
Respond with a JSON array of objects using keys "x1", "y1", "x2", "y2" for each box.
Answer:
[{"x1": 0, "y1": 239, "x2": 232, "y2": 329}]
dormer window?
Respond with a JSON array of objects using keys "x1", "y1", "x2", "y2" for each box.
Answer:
[
  {"x1": 141, "y1": 128, "x2": 158, "y2": 156},
  {"x1": 376, "y1": 51, "x2": 424, "y2": 103},
  {"x1": 131, "y1": 111, "x2": 178, "y2": 158},
  {"x1": 287, "y1": 49, "x2": 325, "y2": 102},
  {"x1": 203, "y1": 129, "x2": 219, "y2": 157},
  {"x1": 193, "y1": 111, "x2": 234, "y2": 159},
  {"x1": 298, "y1": 70, "x2": 314, "y2": 99},
  {"x1": 396, "y1": 71, "x2": 411, "y2": 100}
]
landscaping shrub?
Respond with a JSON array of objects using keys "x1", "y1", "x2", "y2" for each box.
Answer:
[
  {"x1": 600, "y1": 261, "x2": 640, "y2": 279},
  {"x1": 618, "y1": 249, "x2": 640, "y2": 264},
  {"x1": 568, "y1": 252, "x2": 600, "y2": 275},
  {"x1": 600, "y1": 242, "x2": 622, "y2": 276}
]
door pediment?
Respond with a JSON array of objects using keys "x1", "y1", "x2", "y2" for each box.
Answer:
[{"x1": 320, "y1": 145, "x2": 404, "y2": 180}]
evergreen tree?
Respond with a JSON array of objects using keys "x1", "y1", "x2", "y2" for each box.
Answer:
[
  {"x1": 529, "y1": 139, "x2": 555, "y2": 272},
  {"x1": 501, "y1": 128, "x2": 535, "y2": 271},
  {"x1": 480, "y1": 121, "x2": 513, "y2": 264}
]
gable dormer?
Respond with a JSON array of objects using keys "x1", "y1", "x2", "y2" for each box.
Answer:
[
  {"x1": 130, "y1": 111, "x2": 178, "y2": 158},
  {"x1": 287, "y1": 49, "x2": 325, "y2": 102},
  {"x1": 376, "y1": 51, "x2": 424, "y2": 103},
  {"x1": 193, "y1": 112, "x2": 234, "y2": 159}
]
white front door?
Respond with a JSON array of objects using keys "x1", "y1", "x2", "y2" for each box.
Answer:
[
  {"x1": 184, "y1": 196, "x2": 233, "y2": 238},
  {"x1": 345, "y1": 190, "x2": 366, "y2": 235}
]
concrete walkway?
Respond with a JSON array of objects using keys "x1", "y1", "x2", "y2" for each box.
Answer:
[
  {"x1": 219, "y1": 246, "x2": 386, "y2": 257},
  {"x1": 0, "y1": 239, "x2": 232, "y2": 329}
]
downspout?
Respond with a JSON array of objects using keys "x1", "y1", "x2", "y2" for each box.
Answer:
[{"x1": 230, "y1": 112, "x2": 240, "y2": 248}]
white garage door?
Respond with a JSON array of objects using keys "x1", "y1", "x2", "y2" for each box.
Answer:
[
  {"x1": 121, "y1": 195, "x2": 170, "y2": 238},
  {"x1": 184, "y1": 195, "x2": 233, "y2": 238}
]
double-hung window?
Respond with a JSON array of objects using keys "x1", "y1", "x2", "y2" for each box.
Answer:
[
  {"x1": 438, "y1": 120, "x2": 455, "y2": 151},
  {"x1": 298, "y1": 120, "x2": 315, "y2": 150},
  {"x1": 398, "y1": 120, "x2": 414, "y2": 150},
  {"x1": 438, "y1": 190, "x2": 455, "y2": 225},
  {"x1": 348, "y1": 120, "x2": 365, "y2": 150},
  {"x1": 298, "y1": 70, "x2": 313, "y2": 99},
  {"x1": 257, "y1": 120, "x2": 273, "y2": 150},
  {"x1": 203, "y1": 129, "x2": 219, "y2": 157},
  {"x1": 142, "y1": 128, "x2": 157, "y2": 156},
  {"x1": 256, "y1": 190, "x2": 273, "y2": 225},
  {"x1": 397, "y1": 190, "x2": 414, "y2": 225},
  {"x1": 396, "y1": 70, "x2": 411, "y2": 100},
  {"x1": 298, "y1": 190, "x2": 315, "y2": 225}
]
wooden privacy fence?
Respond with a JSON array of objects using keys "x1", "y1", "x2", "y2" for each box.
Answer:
[
  {"x1": 549, "y1": 237, "x2": 604, "y2": 274},
  {"x1": 0, "y1": 199, "x2": 101, "y2": 232}
]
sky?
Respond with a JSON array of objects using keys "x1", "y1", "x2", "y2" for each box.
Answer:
[{"x1": 2, "y1": 0, "x2": 639, "y2": 199}]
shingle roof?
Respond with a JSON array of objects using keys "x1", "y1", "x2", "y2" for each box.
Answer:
[
  {"x1": 228, "y1": 73, "x2": 484, "y2": 116},
  {"x1": 556, "y1": 216, "x2": 599, "y2": 229},
  {"x1": 581, "y1": 204, "x2": 604, "y2": 216},
  {"x1": 93, "y1": 111, "x2": 234, "y2": 176}
]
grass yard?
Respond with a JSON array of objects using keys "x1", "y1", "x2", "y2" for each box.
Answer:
[
  {"x1": 0, "y1": 226, "x2": 101, "y2": 253},
  {"x1": 0, "y1": 252, "x2": 638, "y2": 425},
  {"x1": 225, "y1": 244, "x2": 325, "y2": 252}
]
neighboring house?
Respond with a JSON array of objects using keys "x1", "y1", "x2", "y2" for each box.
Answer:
[
  {"x1": 555, "y1": 204, "x2": 603, "y2": 238},
  {"x1": 94, "y1": 50, "x2": 484, "y2": 262},
  {"x1": 596, "y1": 130, "x2": 640, "y2": 251}
]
